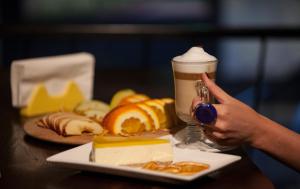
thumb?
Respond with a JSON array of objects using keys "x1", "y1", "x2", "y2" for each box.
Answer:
[{"x1": 201, "y1": 73, "x2": 231, "y2": 104}]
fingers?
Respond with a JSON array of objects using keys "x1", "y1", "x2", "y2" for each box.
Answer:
[
  {"x1": 204, "y1": 130, "x2": 228, "y2": 145},
  {"x1": 201, "y1": 73, "x2": 231, "y2": 104},
  {"x1": 204, "y1": 130, "x2": 239, "y2": 146},
  {"x1": 203, "y1": 114, "x2": 226, "y2": 133}
]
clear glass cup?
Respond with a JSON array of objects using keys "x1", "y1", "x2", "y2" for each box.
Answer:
[{"x1": 172, "y1": 59, "x2": 233, "y2": 152}]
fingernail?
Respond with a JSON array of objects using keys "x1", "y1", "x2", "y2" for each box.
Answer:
[{"x1": 201, "y1": 72, "x2": 208, "y2": 79}]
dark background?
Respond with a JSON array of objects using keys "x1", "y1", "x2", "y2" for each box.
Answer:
[{"x1": 1, "y1": 0, "x2": 299, "y2": 188}]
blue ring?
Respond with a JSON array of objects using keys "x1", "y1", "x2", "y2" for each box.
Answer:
[{"x1": 194, "y1": 103, "x2": 217, "y2": 125}]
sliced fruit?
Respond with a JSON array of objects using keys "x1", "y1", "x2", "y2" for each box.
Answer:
[
  {"x1": 82, "y1": 109, "x2": 108, "y2": 123},
  {"x1": 136, "y1": 102, "x2": 160, "y2": 130},
  {"x1": 118, "y1": 94, "x2": 150, "y2": 106},
  {"x1": 102, "y1": 104, "x2": 152, "y2": 135},
  {"x1": 74, "y1": 100, "x2": 110, "y2": 123},
  {"x1": 143, "y1": 99, "x2": 167, "y2": 129},
  {"x1": 161, "y1": 98, "x2": 176, "y2": 128},
  {"x1": 75, "y1": 100, "x2": 110, "y2": 113},
  {"x1": 110, "y1": 89, "x2": 136, "y2": 109},
  {"x1": 37, "y1": 112, "x2": 104, "y2": 136},
  {"x1": 161, "y1": 98, "x2": 174, "y2": 104}
]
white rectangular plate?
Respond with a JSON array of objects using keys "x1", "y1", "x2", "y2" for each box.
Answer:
[{"x1": 47, "y1": 137, "x2": 241, "y2": 183}]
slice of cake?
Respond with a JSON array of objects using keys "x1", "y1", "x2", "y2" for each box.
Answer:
[{"x1": 91, "y1": 136, "x2": 173, "y2": 166}]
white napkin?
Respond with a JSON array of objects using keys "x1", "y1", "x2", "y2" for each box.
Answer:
[{"x1": 11, "y1": 52, "x2": 95, "y2": 108}]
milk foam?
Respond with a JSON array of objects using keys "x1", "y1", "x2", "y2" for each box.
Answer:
[
  {"x1": 173, "y1": 47, "x2": 216, "y2": 63},
  {"x1": 172, "y1": 47, "x2": 217, "y2": 73}
]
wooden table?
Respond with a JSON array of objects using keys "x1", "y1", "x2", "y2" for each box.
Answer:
[{"x1": 0, "y1": 69, "x2": 274, "y2": 189}]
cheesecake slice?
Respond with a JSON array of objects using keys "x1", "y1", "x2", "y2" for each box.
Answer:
[{"x1": 91, "y1": 136, "x2": 173, "y2": 166}]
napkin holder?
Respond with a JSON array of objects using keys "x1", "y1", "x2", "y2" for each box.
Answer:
[{"x1": 11, "y1": 52, "x2": 95, "y2": 116}]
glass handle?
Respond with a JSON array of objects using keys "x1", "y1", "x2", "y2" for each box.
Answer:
[{"x1": 195, "y1": 80, "x2": 210, "y2": 103}]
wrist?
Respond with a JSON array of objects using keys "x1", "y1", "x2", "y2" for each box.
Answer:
[{"x1": 249, "y1": 115, "x2": 271, "y2": 149}]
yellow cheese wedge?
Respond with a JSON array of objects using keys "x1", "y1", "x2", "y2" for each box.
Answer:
[{"x1": 21, "y1": 81, "x2": 85, "y2": 117}]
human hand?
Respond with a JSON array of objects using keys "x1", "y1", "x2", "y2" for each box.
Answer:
[
  {"x1": 194, "y1": 74, "x2": 300, "y2": 170},
  {"x1": 192, "y1": 73, "x2": 264, "y2": 146}
]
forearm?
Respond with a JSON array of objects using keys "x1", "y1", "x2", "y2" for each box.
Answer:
[{"x1": 251, "y1": 115, "x2": 300, "y2": 171}]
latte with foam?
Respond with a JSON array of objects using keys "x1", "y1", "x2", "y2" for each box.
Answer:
[{"x1": 172, "y1": 47, "x2": 217, "y2": 122}]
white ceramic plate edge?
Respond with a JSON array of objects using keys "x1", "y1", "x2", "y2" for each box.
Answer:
[{"x1": 47, "y1": 142, "x2": 241, "y2": 183}]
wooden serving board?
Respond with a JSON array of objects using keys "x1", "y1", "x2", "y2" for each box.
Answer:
[{"x1": 23, "y1": 118, "x2": 170, "y2": 145}]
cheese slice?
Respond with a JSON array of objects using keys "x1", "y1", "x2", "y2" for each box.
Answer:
[{"x1": 91, "y1": 136, "x2": 173, "y2": 165}]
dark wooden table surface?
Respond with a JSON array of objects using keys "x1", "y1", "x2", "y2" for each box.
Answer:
[{"x1": 0, "y1": 68, "x2": 274, "y2": 189}]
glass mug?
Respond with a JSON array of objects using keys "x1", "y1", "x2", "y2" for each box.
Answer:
[{"x1": 172, "y1": 58, "x2": 232, "y2": 151}]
